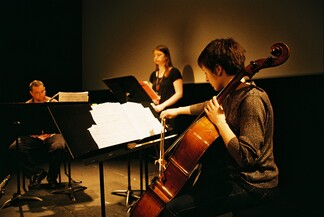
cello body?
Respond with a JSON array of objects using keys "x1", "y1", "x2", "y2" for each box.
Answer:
[
  {"x1": 131, "y1": 116, "x2": 219, "y2": 217},
  {"x1": 130, "y1": 43, "x2": 290, "y2": 217}
]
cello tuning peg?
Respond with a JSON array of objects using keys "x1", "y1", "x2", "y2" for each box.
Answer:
[
  {"x1": 271, "y1": 46, "x2": 282, "y2": 57},
  {"x1": 250, "y1": 61, "x2": 258, "y2": 69},
  {"x1": 265, "y1": 56, "x2": 274, "y2": 65}
]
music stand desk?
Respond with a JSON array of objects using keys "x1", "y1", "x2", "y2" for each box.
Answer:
[
  {"x1": 48, "y1": 103, "x2": 176, "y2": 217},
  {"x1": 102, "y1": 75, "x2": 152, "y2": 104}
]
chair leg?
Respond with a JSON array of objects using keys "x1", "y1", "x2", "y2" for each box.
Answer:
[
  {"x1": 22, "y1": 173, "x2": 28, "y2": 193},
  {"x1": 58, "y1": 165, "x2": 62, "y2": 184}
]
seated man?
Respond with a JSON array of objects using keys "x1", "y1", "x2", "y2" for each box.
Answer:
[{"x1": 9, "y1": 80, "x2": 65, "y2": 189}]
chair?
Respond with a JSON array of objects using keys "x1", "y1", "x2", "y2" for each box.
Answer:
[
  {"x1": 232, "y1": 203, "x2": 276, "y2": 217},
  {"x1": 19, "y1": 146, "x2": 86, "y2": 202},
  {"x1": 232, "y1": 194, "x2": 282, "y2": 217},
  {"x1": 1, "y1": 126, "x2": 43, "y2": 209}
]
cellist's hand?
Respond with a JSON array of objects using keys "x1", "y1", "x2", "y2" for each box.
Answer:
[
  {"x1": 160, "y1": 108, "x2": 179, "y2": 119},
  {"x1": 204, "y1": 96, "x2": 226, "y2": 127}
]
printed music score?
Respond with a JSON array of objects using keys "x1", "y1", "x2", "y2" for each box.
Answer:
[
  {"x1": 88, "y1": 102, "x2": 162, "y2": 149},
  {"x1": 58, "y1": 91, "x2": 89, "y2": 102},
  {"x1": 48, "y1": 91, "x2": 89, "y2": 102}
]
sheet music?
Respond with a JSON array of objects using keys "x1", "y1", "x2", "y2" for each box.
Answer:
[
  {"x1": 88, "y1": 102, "x2": 162, "y2": 149},
  {"x1": 58, "y1": 91, "x2": 89, "y2": 102}
]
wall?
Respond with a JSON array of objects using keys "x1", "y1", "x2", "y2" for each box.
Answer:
[
  {"x1": 0, "y1": 0, "x2": 82, "y2": 103},
  {"x1": 256, "y1": 75, "x2": 323, "y2": 214},
  {"x1": 82, "y1": 0, "x2": 323, "y2": 90}
]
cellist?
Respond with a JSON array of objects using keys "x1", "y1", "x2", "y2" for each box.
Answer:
[{"x1": 160, "y1": 38, "x2": 280, "y2": 217}]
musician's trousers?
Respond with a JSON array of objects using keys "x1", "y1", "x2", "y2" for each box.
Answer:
[
  {"x1": 9, "y1": 134, "x2": 65, "y2": 180},
  {"x1": 161, "y1": 176, "x2": 279, "y2": 217}
]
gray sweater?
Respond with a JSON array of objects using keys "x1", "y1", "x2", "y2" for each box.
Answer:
[{"x1": 224, "y1": 84, "x2": 279, "y2": 189}]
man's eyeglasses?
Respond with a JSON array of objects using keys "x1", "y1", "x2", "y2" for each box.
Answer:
[{"x1": 32, "y1": 90, "x2": 46, "y2": 95}]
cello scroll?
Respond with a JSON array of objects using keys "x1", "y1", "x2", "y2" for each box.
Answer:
[
  {"x1": 245, "y1": 42, "x2": 290, "y2": 77},
  {"x1": 217, "y1": 42, "x2": 290, "y2": 104}
]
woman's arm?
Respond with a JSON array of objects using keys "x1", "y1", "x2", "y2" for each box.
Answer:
[{"x1": 153, "y1": 78, "x2": 183, "y2": 112}]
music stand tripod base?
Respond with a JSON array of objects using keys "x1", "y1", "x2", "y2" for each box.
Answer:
[
  {"x1": 111, "y1": 189, "x2": 141, "y2": 206},
  {"x1": 50, "y1": 185, "x2": 87, "y2": 202},
  {"x1": 111, "y1": 152, "x2": 143, "y2": 206},
  {"x1": 50, "y1": 152, "x2": 87, "y2": 202},
  {"x1": 49, "y1": 170, "x2": 87, "y2": 202},
  {"x1": 1, "y1": 193, "x2": 43, "y2": 209}
]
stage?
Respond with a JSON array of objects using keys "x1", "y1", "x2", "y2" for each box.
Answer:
[{"x1": 0, "y1": 154, "x2": 165, "y2": 217}]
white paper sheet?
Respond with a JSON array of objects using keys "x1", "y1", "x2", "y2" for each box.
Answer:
[{"x1": 88, "y1": 102, "x2": 162, "y2": 149}]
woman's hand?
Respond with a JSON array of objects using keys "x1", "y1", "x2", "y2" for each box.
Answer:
[
  {"x1": 151, "y1": 103, "x2": 165, "y2": 113},
  {"x1": 152, "y1": 98, "x2": 160, "y2": 105}
]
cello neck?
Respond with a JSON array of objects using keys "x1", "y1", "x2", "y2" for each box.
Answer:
[{"x1": 216, "y1": 72, "x2": 246, "y2": 104}]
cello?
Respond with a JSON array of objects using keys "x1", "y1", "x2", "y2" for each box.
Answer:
[{"x1": 130, "y1": 42, "x2": 290, "y2": 217}]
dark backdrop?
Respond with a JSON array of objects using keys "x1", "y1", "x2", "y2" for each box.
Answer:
[
  {"x1": 0, "y1": 1, "x2": 323, "y2": 216},
  {"x1": 0, "y1": 0, "x2": 82, "y2": 103}
]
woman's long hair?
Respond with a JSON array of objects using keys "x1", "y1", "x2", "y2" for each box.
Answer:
[{"x1": 154, "y1": 44, "x2": 173, "y2": 77}]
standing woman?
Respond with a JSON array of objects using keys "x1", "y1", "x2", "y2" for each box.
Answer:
[{"x1": 149, "y1": 45, "x2": 183, "y2": 131}]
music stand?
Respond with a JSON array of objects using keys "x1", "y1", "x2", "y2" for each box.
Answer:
[
  {"x1": 46, "y1": 102, "x2": 92, "y2": 201},
  {"x1": 102, "y1": 75, "x2": 156, "y2": 206},
  {"x1": 47, "y1": 99, "x2": 176, "y2": 216},
  {"x1": 1, "y1": 103, "x2": 56, "y2": 209},
  {"x1": 102, "y1": 75, "x2": 152, "y2": 104},
  {"x1": 47, "y1": 102, "x2": 108, "y2": 215}
]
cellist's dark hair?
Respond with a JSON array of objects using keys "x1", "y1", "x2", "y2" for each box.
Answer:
[{"x1": 197, "y1": 38, "x2": 246, "y2": 75}]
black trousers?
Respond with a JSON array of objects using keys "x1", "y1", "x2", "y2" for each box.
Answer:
[
  {"x1": 9, "y1": 134, "x2": 65, "y2": 180},
  {"x1": 160, "y1": 172, "x2": 279, "y2": 217}
]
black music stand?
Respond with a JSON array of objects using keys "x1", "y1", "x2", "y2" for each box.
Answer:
[
  {"x1": 48, "y1": 103, "x2": 107, "y2": 216},
  {"x1": 46, "y1": 103, "x2": 91, "y2": 201},
  {"x1": 102, "y1": 75, "x2": 157, "y2": 206},
  {"x1": 48, "y1": 148, "x2": 87, "y2": 201},
  {"x1": 102, "y1": 75, "x2": 152, "y2": 104},
  {"x1": 48, "y1": 101, "x2": 176, "y2": 217},
  {"x1": 1, "y1": 103, "x2": 56, "y2": 209}
]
